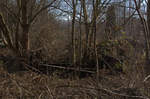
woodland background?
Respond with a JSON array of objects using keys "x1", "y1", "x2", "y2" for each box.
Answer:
[{"x1": 0, "y1": 0, "x2": 150, "y2": 99}]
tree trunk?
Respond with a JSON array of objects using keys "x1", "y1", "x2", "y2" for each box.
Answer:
[
  {"x1": 81, "y1": 0, "x2": 89, "y2": 57},
  {"x1": 21, "y1": 0, "x2": 30, "y2": 51},
  {"x1": 145, "y1": 0, "x2": 150, "y2": 75},
  {"x1": 148, "y1": 0, "x2": 150, "y2": 39},
  {"x1": 21, "y1": 24, "x2": 29, "y2": 50},
  {"x1": 71, "y1": 0, "x2": 76, "y2": 66}
]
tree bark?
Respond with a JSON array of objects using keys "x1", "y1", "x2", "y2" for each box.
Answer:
[
  {"x1": 134, "y1": 0, "x2": 150, "y2": 75},
  {"x1": 71, "y1": 0, "x2": 76, "y2": 66},
  {"x1": 145, "y1": 0, "x2": 150, "y2": 75},
  {"x1": 21, "y1": 0, "x2": 29, "y2": 51},
  {"x1": 81, "y1": 0, "x2": 89, "y2": 57},
  {"x1": 148, "y1": 0, "x2": 150, "y2": 39}
]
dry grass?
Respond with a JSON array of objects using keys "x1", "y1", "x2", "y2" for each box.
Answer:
[
  {"x1": 0, "y1": 47, "x2": 149, "y2": 99},
  {"x1": 0, "y1": 63, "x2": 149, "y2": 99}
]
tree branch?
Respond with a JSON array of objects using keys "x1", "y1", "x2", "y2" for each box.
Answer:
[
  {"x1": 29, "y1": 0, "x2": 57, "y2": 24},
  {"x1": 0, "y1": 14, "x2": 14, "y2": 49}
]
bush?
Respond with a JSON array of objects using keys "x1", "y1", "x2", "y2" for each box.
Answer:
[{"x1": 82, "y1": 38, "x2": 135, "y2": 73}]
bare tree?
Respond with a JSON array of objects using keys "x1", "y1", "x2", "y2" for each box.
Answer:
[
  {"x1": 105, "y1": 4, "x2": 116, "y2": 40},
  {"x1": 0, "y1": 0, "x2": 57, "y2": 56},
  {"x1": 71, "y1": 0, "x2": 78, "y2": 66},
  {"x1": 81, "y1": 0, "x2": 89, "y2": 57},
  {"x1": 134, "y1": 0, "x2": 150, "y2": 75}
]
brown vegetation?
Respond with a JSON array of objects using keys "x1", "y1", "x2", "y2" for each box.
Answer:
[{"x1": 0, "y1": 0, "x2": 150, "y2": 98}]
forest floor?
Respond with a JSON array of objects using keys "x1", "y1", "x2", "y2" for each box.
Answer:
[
  {"x1": 0, "y1": 66, "x2": 149, "y2": 99},
  {"x1": 0, "y1": 48, "x2": 149, "y2": 99}
]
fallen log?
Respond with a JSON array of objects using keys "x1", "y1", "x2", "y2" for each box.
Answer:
[{"x1": 39, "y1": 63, "x2": 95, "y2": 74}]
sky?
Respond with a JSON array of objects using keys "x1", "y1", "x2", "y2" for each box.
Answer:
[{"x1": 55, "y1": 0, "x2": 148, "y2": 21}]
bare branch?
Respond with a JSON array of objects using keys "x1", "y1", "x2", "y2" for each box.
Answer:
[
  {"x1": 144, "y1": 75, "x2": 150, "y2": 82},
  {"x1": 40, "y1": 63, "x2": 95, "y2": 74},
  {"x1": 1, "y1": 4, "x2": 22, "y2": 25},
  {"x1": 29, "y1": 0, "x2": 57, "y2": 24},
  {"x1": 0, "y1": 14, "x2": 14, "y2": 49}
]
